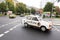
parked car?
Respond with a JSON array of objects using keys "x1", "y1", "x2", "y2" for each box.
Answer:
[
  {"x1": 22, "y1": 15, "x2": 52, "y2": 31},
  {"x1": 9, "y1": 14, "x2": 16, "y2": 18}
]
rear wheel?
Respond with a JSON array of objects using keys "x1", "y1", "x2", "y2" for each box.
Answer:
[{"x1": 40, "y1": 26, "x2": 47, "y2": 32}]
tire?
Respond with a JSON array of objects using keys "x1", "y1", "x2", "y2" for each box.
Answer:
[
  {"x1": 24, "y1": 23, "x2": 28, "y2": 27},
  {"x1": 40, "y1": 26, "x2": 47, "y2": 32}
]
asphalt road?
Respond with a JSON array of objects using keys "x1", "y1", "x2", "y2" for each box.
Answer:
[{"x1": 0, "y1": 16, "x2": 60, "y2": 40}]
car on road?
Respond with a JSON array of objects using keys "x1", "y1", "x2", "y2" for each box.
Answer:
[
  {"x1": 20, "y1": 14, "x2": 25, "y2": 17},
  {"x1": 23, "y1": 15, "x2": 52, "y2": 31},
  {"x1": 9, "y1": 14, "x2": 16, "y2": 18}
]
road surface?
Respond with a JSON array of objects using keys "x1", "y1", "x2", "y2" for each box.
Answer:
[{"x1": 0, "y1": 16, "x2": 60, "y2": 40}]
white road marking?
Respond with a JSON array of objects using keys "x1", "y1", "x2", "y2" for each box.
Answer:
[
  {"x1": 9, "y1": 24, "x2": 20, "y2": 31},
  {"x1": 0, "y1": 20, "x2": 20, "y2": 29},
  {"x1": 9, "y1": 28, "x2": 14, "y2": 31},
  {"x1": 1, "y1": 25, "x2": 5, "y2": 27},
  {"x1": 0, "y1": 19, "x2": 22, "y2": 38},
  {"x1": 53, "y1": 26, "x2": 60, "y2": 32},
  {"x1": 0, "y1": 24, "x2": 21, "y2": 38},
  {"x1": 0, "y1": 34, "x2": 4, "y2": 37},
  {"x1": 4, "y1": 31, "x2": 10, "y2": 34},
  {"x1": 12, "y1": 26, "x2": 17, "y2": 29}
]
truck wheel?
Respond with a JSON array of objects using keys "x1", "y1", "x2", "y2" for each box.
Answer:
[{"x1": 40, "y1": 26, "x2": 47, "y2": 32}]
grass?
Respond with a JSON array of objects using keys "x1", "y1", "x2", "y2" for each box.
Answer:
[{"x1": 0, "y1": 14, "x2": 3, "y2": 16}]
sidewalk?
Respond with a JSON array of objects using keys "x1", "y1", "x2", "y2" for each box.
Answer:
[
  {"x1": 52, "y1": 18, "x2": 60, "y2": 26},
  {"x1": 44, "y1": 18, "x2": 60, "y2": 26}
]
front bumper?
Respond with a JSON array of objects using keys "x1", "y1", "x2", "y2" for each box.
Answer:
[{"x1": 47, "y1": 27, "x2": 52, "y2": 30}]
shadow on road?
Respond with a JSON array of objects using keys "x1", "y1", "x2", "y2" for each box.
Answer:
[{"x1": 22, "y1": 26, "x2": 52, "y2": 35}]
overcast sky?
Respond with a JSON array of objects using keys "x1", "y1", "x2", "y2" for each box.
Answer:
[
  {"x1": 0, "y1": 0, "x2": 60, "y2": 8},
  {"x1": 17, "y1": 0, "x2": 60, "y2": 8}
]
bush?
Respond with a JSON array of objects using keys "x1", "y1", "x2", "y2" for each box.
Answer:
[{"x1": 56, "y1": 15, "x2": 60, "y2": 18}]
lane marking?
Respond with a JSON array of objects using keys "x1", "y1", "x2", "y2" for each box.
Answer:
[
  {"x1": 1, "y1": 25, "x2": 5, "y2": 27},
  {"x1": 0, "y1": 19, "x2": 22, "y2": 38},
  {"x1": 53, "y1": 26, "x2": 60, "y2": 32},
  {"x1": 12, "y1": 26, "x2": 17, "y2": 29},
  {"x1": 0, "y1": 24, "x2": 21, "y2": 38},
  {"x1": 9, "y1": 24, "x2": 20, "y2": 31},
  {"x1": 9, "y1": 28, "x2": 14, "y2": 31},
  {"x1": 0, "y1": 34, "x2": 4, "y2": 37},
  {"x1": 4, "y1": 31, "x2": 10, "y2": 34},
  {"x1": 0, "y1": 20, "x2": 20, "y2": 29}
]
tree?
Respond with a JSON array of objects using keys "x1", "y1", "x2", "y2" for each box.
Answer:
[
  {"x1": 26, "y1": 8, "x2": 30, "y2": 13},
  {"x1": 8, "y1": 2, "x2": 14, "y2": 11},
  {"x1": 0, "y1": 2, "x2": 7, "y2": 13},
  {"x1": 44, "y1": 2, "x2": 53, "y2": 12},
  {"x1": 44, "y1": 2, "x2": 53, "y2": 17},
  {"x1": 6, "y1": 0, "x2": 14, "y2": 4},
  {"x1": 31, "y1": 8, "x2": 35, "y2": 14},
  {"x1": 6, "y1": 0, "x2": 15, "y2": 13},
  {"x1": 16, "y1": 3, "x2": 26, "y2": 14},
  {"x1": 55, "y1": 6, "x2": 60, "y2": 17},
  {"x1": 55, "y1": 6, "x2": 60, "y2": 13}
]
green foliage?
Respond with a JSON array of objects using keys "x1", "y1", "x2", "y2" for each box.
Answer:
[
  {"x1": 6, "y1": 1, "x2": 15, "y2": 13},
  {"x1": 31, "y1": 8, "x2": 35, "y2": 14},
  {"x1": 0, "y1": 0, "x2": 35, "y2": 15},
  {"x1": 16, "y1": 3, "x2": 27, "y2": 14},
  {"x1": 44, "y1": 2, "x2": 53, "y2": 12},
  {"x1": 0, "y1": 2, "x2": 7, "y2": 12}
]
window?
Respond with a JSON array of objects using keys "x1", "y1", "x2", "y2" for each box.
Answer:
[{"x1": 32, "y1": 17, "x2": 38, "y2": 21}]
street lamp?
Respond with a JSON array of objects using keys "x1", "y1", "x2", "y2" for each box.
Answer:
[{"x1": 40, "y1": 0, "x2": 43, "y2": 9}]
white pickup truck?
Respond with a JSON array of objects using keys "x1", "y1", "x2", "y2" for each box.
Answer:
[{"x1": 23, "y1": 15, "x2": 52, "y2": 31}]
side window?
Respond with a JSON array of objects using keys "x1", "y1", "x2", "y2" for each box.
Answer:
[{"x1": 32, "y1": 17, "x2": 38, "y2": 21}]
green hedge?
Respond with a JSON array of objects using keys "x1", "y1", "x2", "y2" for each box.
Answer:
[{"x1": 56, "y1": 15, "x2": 60, "y2": 18}]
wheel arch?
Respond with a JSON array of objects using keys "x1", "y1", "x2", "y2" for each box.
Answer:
[{"x1": 40, "y1": 25, "x2": 47, "y2": 29}]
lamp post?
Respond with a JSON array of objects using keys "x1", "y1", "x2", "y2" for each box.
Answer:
[{"x1": 40, "y1": 1, "x2": 42, "y2": 8}]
